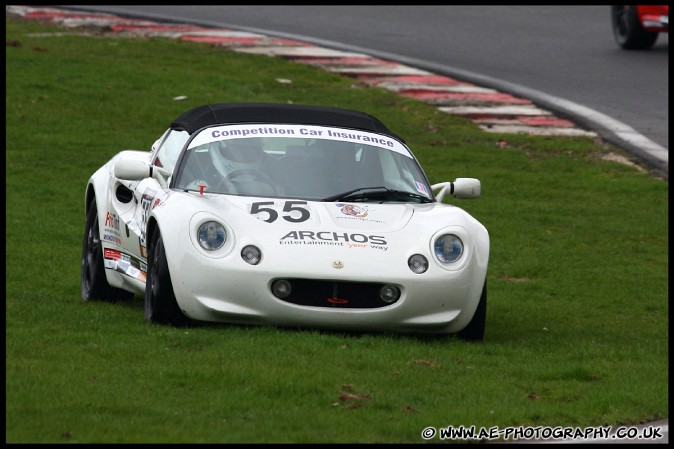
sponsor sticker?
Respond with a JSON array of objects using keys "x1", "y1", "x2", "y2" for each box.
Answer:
[{"x1": 415, "y1": 181, "x2": 428, "y2": 195}]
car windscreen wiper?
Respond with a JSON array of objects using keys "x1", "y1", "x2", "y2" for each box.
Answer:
[{"x1": 322, "y1": 186, "x2": 434, "y2": 203}]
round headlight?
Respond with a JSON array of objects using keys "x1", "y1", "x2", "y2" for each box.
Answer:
[
  {"x1": 408, "y1": 254, "x2": 429, "y2": 274},
  {"x1": 197, "y1": 221, "x2": 226, "y2": 251},
  {"x1": 434, "y1": 234, "x2": 463, "y2": 263}
]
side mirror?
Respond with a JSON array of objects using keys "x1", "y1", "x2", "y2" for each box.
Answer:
[
  {"x1": 114, "y1": 159, "x2": 151, "y2": 181},
  {"x1": 432, "y1": 178, "x2": 481, "y2": 202},
  {"x1": 452, "y1": 178, "x2": 481, "y2": 199}
]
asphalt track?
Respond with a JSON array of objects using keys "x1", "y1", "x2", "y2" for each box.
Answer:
[
  {"x1": 58, "y1": 5, "x2": 669, "y2": 179},
  {"x1": 8, "y1": 5, "x2": 668, "y2": 444}
]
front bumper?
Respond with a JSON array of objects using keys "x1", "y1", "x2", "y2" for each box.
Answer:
[{"x1": 171, "y1": 242, "x2": 487, "y2": 335}]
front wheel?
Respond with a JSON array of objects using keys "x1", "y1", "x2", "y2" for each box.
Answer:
[
  {"x1": 145, "y1": 229, "x2": 189, "y2": 326},
  {"x1": 611, "y1": 5, "x2": 659, "y2": 50},
  {"x1": 81, "y1": 198, "x2": 133, "y2": 302},
  {"x1": 457, "y1": 279, "x2": 487, "y2": 342}
]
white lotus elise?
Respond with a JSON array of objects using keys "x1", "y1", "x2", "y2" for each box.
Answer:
[{"x1": 81, "y1": 103, "x2": 490, "y2": 339}]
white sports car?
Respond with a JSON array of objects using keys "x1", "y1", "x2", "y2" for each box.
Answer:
[{"x1": 81, "y1": 103, "x2": 490, "y2": 340}]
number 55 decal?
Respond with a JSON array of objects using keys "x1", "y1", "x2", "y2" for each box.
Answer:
[{"x1": 250, "y1": 201, "x2": 310, "y2": 223}]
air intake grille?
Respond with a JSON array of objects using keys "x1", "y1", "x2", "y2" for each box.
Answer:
[{"x1": 274, "y1": 279, "x2": 398, "y2": 309}]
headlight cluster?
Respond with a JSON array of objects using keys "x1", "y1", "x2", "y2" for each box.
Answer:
[
  {"x1": 195, "y1": 218, "x2": 262, "y2": 264},
  {"x1": 197, "y1": 221, "x2": 226, "y2": 251},
  {"x1": 408, "y1": 233, "x2": 464, "y2": 274}
]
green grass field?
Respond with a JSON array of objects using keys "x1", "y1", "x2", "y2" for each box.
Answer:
[{"x1": 5, "y1": 17, "x2": 668, "y2": 443}]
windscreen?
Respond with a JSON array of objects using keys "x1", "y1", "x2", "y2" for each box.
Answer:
[{"x1": 173, "y1": 124, "x2": 432, "y2": 202}]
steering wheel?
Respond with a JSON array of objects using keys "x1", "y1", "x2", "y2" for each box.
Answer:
[{"x1": 216, "y1": 169, "x2": 276, "y2": 194}]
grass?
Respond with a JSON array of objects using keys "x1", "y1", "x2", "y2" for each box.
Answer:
[{"x1": 5, "y1": 16, "x2": 668, "y2": 443}]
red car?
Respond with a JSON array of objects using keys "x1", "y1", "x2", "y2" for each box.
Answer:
[{"x1": 611, "y1": 5, "x2": 669, "y2": 49}]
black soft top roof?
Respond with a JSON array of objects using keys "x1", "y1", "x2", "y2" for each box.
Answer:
[{"x1": 170, "y1": 103, "x2": 402, "y2": 141}]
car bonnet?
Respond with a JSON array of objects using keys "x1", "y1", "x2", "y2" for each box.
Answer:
[{"x1": 222, "y1": 195, "x2": 421, "y2": 233}]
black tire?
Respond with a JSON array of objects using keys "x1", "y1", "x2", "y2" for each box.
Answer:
[
  {"x1": 145, "y1": 229, "x2": 189, "y2": 326},
  {"x1": 611, "y1": 5, "x2": 659, "y2": 50},
  {"x1": 81, "y1": 198, "x2": 134, "y2": 302},
  {"x1": 457, "y1": 279, "x2": 487, "y2": 342}
]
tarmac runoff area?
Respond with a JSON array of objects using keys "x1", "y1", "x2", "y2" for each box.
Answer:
[{"x1": 5, "y1": 4, "x2": 669, "y2": 444}]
